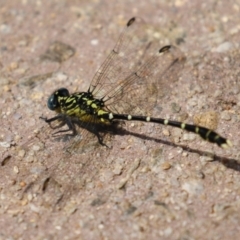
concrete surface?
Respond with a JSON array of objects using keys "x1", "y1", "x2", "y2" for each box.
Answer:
[{"x1": 0, "y1": 0, "x2": 240, "y2": 239}]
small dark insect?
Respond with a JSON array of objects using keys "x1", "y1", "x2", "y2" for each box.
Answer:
[{"x1": 41, "y1": 17, "x2": 232, "y2": 151}]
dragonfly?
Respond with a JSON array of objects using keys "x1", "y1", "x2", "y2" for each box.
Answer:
[{"x1": 41, "y1": 17, "x2": 232, "y2": 151}]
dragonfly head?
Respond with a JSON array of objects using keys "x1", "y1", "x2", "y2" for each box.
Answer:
[{"x1": 47, "y1": 88, "x2": 70, "y2": 111}]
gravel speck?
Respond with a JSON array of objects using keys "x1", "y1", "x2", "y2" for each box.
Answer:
[
  {"x1": 91, "y1": 39, "x2": 99, "y2": 45},
  {"x1": 182, "y1": 180, "x2": 204, "y2": 196},
  {"x1": 212, "y1": 42, "x2": 234, "y2": 53},
  {"x1": 182, "y1": 133, "x2": 196, "y2": 142},
  {"x1": 221, "y1": 112, "x2": 231, "y2": 121},
  {"x1": 13, "y1": 166, "x2": 19, "y2": 174}
]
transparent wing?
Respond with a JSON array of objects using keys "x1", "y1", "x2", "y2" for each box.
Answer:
[
  {"x1": 105, "y1": 45, "x2": 185, "y2": 115},
  {"x1": 63, "y1": 119, "x2": 110, "y2": 154},
  {"x1": 89, "y1": 17, "x2": 150, "y2": 98},
  {"x1": 89, "y1": 17, "x2": 185, "y2": 116}
]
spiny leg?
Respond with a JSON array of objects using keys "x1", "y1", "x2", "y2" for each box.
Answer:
[
  {"x1": 40, "y1": 116, "x2": 66, "y2": 130},
  {"x1": 40, "y1": 115, "x2": 77, "y2": 136}
]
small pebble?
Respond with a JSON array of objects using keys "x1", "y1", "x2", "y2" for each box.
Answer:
[
  {"x1": 13, "y1": 166, "x2": 19, "y2": 174},
  {"x1": 161, "y1": 162, "x2": 171, "y2": 170},
  {"x1": 213, "y1": 42, "x2": 233, "y2": 53},
  {"x1": 91, "y1": 39, "x2": 99, "y2": 46},
  {"x1": 221, "y1": 112, "x2": 231, "y2": 121}
]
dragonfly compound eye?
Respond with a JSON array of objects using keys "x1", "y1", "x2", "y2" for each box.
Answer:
[{"x1": 47, "y1": 88, "x2": 70, "y2": 110}]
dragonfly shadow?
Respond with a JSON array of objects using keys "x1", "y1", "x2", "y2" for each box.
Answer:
[
  {"x1": 115, "y1": 127, "x2": 240, "y2": 172},
  {"x1": 42, "y1": 116, "x2": 238, "y2": 173}
]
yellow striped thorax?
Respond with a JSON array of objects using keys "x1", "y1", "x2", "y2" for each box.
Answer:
[{"x1": 47, "y1": 88, "x2": 110, "y2": 124}]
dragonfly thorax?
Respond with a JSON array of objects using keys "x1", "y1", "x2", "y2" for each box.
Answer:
[{"x1": 48, "y1": 88, "x2": 107, "y2": 120}]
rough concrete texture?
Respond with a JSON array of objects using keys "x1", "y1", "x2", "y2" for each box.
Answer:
[{"x1": 0, "y1": 0, "x2": 240, "y2": 239}]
